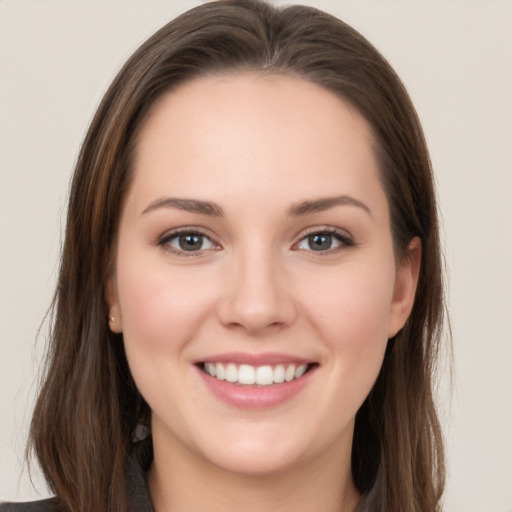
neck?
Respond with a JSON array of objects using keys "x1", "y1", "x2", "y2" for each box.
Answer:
[{"x1": 147, "y1": 425, "x2": 360, "y2": 512}]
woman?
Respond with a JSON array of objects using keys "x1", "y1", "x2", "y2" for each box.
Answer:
[{"x1": 0, "y1": 0, "x2": 447, "y2": 511}]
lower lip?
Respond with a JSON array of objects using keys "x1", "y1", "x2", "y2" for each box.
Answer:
[{"x1": 197, "y1": 366, "x2": 316, "y2": 409}]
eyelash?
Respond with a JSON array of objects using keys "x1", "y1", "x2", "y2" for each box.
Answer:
[
  {"x1": 157, "y1": 228, "x2": 219, "y2": 257},
  {"x1": 157, "y1": 227, "x2": 354, "y2": 256},
  {"x1": 294, "y1": 227, "x2": 355, "y2": 254}
]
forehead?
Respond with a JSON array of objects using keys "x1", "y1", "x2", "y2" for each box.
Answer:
[
  {"x1": 136, "y1": 72, "x2": 375, "y2": 158},
  {"x1": 128, "y1": 73, "x2": 386, "y2": 217}
]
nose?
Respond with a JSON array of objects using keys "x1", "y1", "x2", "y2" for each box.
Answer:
[{"x1": 216, "y1": 246, "x2": 299, "y2": 336}]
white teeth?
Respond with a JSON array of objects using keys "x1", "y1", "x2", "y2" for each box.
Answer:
[
  {"x1": 284, "y1": 365, "x2": 296, "y2": 382},
  {"x1": 274, "y1": 364, "x2": 285, "y2": 383},
  {"x1": 215, "y1": 363, "x2": 225, "y2": 380},
  {"x1": 238, "y1": 364, "x2": 256, "y2": 384},
  {"x1": 295, "y1": 364, "x2": 308, "y2": 378},
  {"x1": 225, "y1": 363, "x2": 238, "y2": 383},
  {"x1": 203, "y1": 362, "x2": 311, "y2": 386},
  {"x1": 205, "y1": 363, "x2": 216, "y2": 377},
  {"x1": 255, "y1": 365, "x2": 274, "y2": 386}
]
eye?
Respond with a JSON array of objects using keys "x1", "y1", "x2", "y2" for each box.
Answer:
[
  {"x1": 160, "y1": 230, "x2": 217, "y2": 254},
  {"x1": 295, "y1": 230, "x2": 353, "y2": 252}
]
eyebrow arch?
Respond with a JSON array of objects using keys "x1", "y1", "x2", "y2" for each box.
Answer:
[
  {"x1": 288, "y1": 195, "x2": 372, "y2": 217},
  {"x1": 141, "y1": 197, "x2": 224, "y2": 216}
]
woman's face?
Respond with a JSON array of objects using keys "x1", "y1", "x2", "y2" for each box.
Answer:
[{"x1": 108, "y1": 74, "x2": 419, "y2": 476}]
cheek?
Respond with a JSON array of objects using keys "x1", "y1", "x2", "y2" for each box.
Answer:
[
  {"x1": 117, "y1": 249, "x2": 210, "y2": 342},
  {"x1": 298, "y1": 260, "x2": 395, "y2": 395},
  {"x1": 115, "y1": 256, "x2": 218, "y2": 414},
  {"x1": 301, "y1": 260, "x2": 395, "y2": 340}
]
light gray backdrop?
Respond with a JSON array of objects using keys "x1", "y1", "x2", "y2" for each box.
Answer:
[{"x1": 1, "y1": 1, "x2": 511, "y2": 511}]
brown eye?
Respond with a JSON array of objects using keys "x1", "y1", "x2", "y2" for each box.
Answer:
[
  {"x1": 179, "y1": 233, "x2": 204, "y2": 251},
  {"x1": 307, "y1": 234, "x2": 334, "y2": 251},
  {"x1": 163, "y1": 231, "x2": 216, "y2": 253},
  {"x1": 296, "y1": 230, "x2": 353, "y2": 252}
]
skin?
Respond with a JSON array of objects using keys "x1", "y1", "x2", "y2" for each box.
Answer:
[{"x1": 107, "y1": 73, "x2": 420, "y2": 512}]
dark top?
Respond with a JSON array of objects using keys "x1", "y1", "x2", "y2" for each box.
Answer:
[{"x1": 0, "y1": 438, "x2": 154, "y2": 512}]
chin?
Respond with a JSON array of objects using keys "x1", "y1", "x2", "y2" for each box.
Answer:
[{"x1": 203, "y1": 441, "x2": 305, "y2": 477}]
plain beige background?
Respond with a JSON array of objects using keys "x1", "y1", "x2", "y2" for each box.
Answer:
[{"x1": 1, "y1": 1, "x2": 511, "y2": 510}]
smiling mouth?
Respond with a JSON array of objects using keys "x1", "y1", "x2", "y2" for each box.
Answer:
[{"x1": 199, "y1": 362, "x2": 316, "y2": 387}]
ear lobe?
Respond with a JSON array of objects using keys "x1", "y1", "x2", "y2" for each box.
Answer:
[
  {"x1": 106, "y1": 276, "x2": 123, "y2": 333},
  {"x1": 388, "y1": 237, "x2": 421, "y2": 338}
]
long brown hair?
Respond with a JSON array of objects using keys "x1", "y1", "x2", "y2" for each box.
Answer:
[{"x1": 29, "y1": 1, "x2": 447, "y2": 511}]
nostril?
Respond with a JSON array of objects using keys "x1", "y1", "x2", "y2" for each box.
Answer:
[{"x1": 216, "y1": 275, "x2": 299, "y2": 334}]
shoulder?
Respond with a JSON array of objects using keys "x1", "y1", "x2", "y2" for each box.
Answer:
[{"x1": 0, "y1": 498, "x2": 59, "y2": 512}]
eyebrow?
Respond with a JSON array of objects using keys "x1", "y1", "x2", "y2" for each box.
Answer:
[
  {"x1": 141, "y1": 197, "x2": 224, "y2": 216},
  {"x1": 141, "y1": 194, "x2": 371, "y2": 218},
  {"x1": 287, "y1": 195, "x2": 372, "y2": 217}
]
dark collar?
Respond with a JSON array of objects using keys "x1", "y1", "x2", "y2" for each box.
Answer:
[
  {"x1": 126, "y1": 437, "x2": 155, "y2": 512},
  {"x1": 0, "y1": 438, "x2": 155, "y2": 512}
]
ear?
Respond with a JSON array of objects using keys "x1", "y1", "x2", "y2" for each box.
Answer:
[
  {"x1": 388, "y1": 237, "x2": 421, "y2": 338},
  {"x1": 106, "y1": 275, "x2": 123, "y2": 333}
]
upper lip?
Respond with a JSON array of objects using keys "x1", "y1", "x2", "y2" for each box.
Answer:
[{"x1": 195, "y1": 352, "x2": 315, "y2": 366}]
